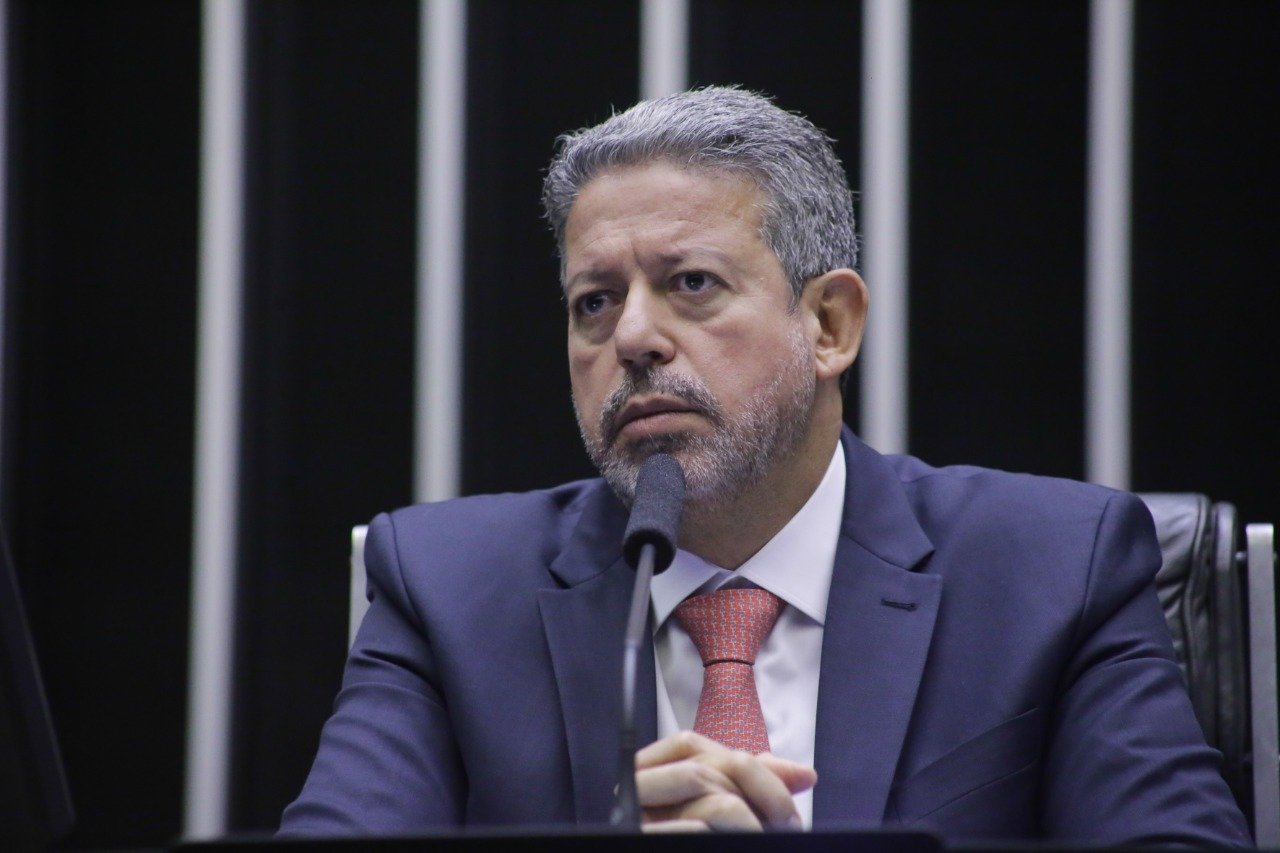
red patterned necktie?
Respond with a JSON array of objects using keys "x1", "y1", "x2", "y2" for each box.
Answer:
[{"x1": 673, "y1": 587, "x2": 786, "y2": 754}]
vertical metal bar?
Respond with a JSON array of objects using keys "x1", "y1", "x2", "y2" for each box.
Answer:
[
  {"x1": 349, "y1": 525, "x2": 369, "y2": 648},
  {"x1": 860, "y1": 0, "x2": 911, "y2": 455},
  {"x1": 0, "y1": 0, "x2": 9, "y2": 487},
  {"x1": 416, "y1": 0, "x2": 467, "y2": 503},
  {"x1": 1247, "y1": 524, "x2": 1280, "y2": 846},
  {"x1": 1086, "y1": 0, "x2": 1133, "y2": 489},
  {"x1": 640, "y1": 0, "x2": 688, "y2": 100},
  {"x1": 184, "y1": 0, "x2": 246, "y2": 838}
]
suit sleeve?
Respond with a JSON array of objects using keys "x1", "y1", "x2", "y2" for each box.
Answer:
[
  {"x1": 278, "y1": 512, "x2": 466, "y2": 836},
  {"x1": 1039, "y1": 492, "x2": 1252, "y2": 846}
]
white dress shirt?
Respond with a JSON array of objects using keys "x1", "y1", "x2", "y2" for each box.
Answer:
[{"x1": 649, "y1": 444, "x2": 845, "y2": 828}]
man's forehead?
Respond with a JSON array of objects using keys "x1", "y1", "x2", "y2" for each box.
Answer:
[
  {"x1": 573, "y1": 159, "x2": 761, "y2": 205},
  {"x1": 557, "y1": 160, "x2": 781, "y2": 294},
  {"x1": 565, "y1": 163, "x2": 763, "y2": 242}
]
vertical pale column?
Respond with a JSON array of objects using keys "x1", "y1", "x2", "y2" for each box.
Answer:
[
  {"x1": 184, "y1": 0, "x2": 246, "y2": 838},
  {"x1": 1247, "y1": 524, "x2": 1280, "y2": 846},
  {"x1": 0, "y1": 0, "x2": 9, "y2": 475},
  {"x1": 640, "y1": 0, "x2": 688, "y2": 100},
  {"x1": 861, "y1": 0, "x2": 911, "y2": 454},
  {"x1": 416, "y1": 0, "x2": 467, "y2": 503},
  {"x1": 1085, "y1": 0, "x2": 1133, "y2": 489}
]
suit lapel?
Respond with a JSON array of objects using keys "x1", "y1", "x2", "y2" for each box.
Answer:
[
  {"x1": 537, "y1": 484, "x2": 658, "y2": 825},
  {"x1": 812, "y1": 430, "x2": 941, "y2": 826}
]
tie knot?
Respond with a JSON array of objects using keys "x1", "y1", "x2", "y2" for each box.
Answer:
[{"x1": 674, "y1": 587, "x2": 785, "y2": 667}]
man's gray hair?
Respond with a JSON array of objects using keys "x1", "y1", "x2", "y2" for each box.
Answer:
[{"x1": 542, "y1": 86, "x2": 858, "y2": 301}]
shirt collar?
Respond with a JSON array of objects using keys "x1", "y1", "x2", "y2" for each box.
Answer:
[{"x1": 651, "y1": 441, "x2": 846, "y2": 628}]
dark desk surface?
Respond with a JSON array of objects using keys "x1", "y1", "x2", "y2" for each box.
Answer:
[{"x1": 176, "y1": 828, "x2": 943, "y2": 852}]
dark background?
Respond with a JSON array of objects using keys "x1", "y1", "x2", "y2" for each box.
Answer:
[{"x1": 2, "y1": 0, "x2": 1276, "y2": 845}]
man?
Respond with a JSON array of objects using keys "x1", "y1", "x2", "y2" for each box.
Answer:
[{"x1": 280, "y1": 87, "x2": 1250, "y2": 844}]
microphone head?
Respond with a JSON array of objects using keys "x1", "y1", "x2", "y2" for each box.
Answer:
[{"x1": 622, "y1": 454, "x2": 686, "y2": 574}]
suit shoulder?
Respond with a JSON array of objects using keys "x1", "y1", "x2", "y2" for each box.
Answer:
[
  {"x1": 384, "y1": 476, "x2": 602, "y2": 525},
  {"x1": 883, "y1": 455, "x2": 1161, "y2": 633},
  {"x1": 375, "y1": 477, "x2": 605, "y2": 564},
  {"x1": 885, "y1": 454, "x2": 1138, "y2": 532},
  {"x1": 884, "y1": 455, "x2": 1157, "y2": 591}
]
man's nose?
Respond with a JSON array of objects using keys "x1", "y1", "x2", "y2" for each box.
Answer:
[{"x1": 612, "y1": 286, "x2": 675, "y2": 369}]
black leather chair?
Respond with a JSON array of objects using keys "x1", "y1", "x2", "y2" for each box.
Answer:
[{"x1": 1140, "y1": 493, "x2": 1278, "y2": 846}]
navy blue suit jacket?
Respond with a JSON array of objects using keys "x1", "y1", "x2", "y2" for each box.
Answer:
[{"x1": 280, "y1": 430, "x2": 1250, "y2": 845}]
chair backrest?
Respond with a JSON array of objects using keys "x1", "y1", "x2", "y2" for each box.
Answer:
[
  {"x1": 1138, "y1": 492, "x2": 1278, "y2": 845},
  {"x1": 1141, "y1": 496, "x2": 1248, "y2": 797}
]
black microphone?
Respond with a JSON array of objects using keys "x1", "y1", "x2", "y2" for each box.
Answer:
[
  {"x1": 622, "y1": 453, "x2": 685, "y2": 573},
  {"x1": 611, "y1": 453, "x2": 685, "y2": 829}
]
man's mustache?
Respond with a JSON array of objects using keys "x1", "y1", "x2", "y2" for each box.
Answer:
[{"x1": 600, "y1": 369, "x2": 724, "y2": 447}]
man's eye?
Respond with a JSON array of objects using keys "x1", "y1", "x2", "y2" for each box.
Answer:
[
  {"x1": 674, "y1": 272, "x2": 717, "y2": 293},
  {"x1": 575, "y1": 291, "x2": 612, "y2": 317}
]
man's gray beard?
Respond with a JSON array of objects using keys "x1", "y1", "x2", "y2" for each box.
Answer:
[{"x1": 574, "y1": 330, "x2": 815, "y2": 509}]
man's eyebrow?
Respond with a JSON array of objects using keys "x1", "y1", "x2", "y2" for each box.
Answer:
[
  {"x1": 564, "y1": 268, "x2": 614, "y2": 292},
  {"x1": 565, "y1": 246, "x2": 741, "y2": 292},
  {"x1": 656, "y1": 246, "x2": 738, "y2": 268}
]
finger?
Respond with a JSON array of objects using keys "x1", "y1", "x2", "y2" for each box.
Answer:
[
  {"x1": 637, "y1": 759, "x2": 744, "y2": 808},
  {"x1": 757, "y1": 753, "x2": 819, "y2": 794},
  {"x1": 636, "y1": 734, "x2": 811, "y2": 828},
  {"x1": 642, "y1": 819, "x2": 710, "y2": 833},
  {"x1": 637, "y1": 753, "x2": 793, "y2": 829},
  {"x1": 710, "y1": 749, "x2": 803, "y2": 828},
  {"x1": 636, "y1": 731, "x2": 727, "y2": 769},
  {"x1": 645, "y1": 792, "x2": 765, "y2": 832},
  {"x1": 637, "y1": 734, "x2": 817, "y2": 792},
  {"x1": 634, "y1": 732, "x2": 813, "y2": 828},
  {"x1": 675, "y1": 791, "x2": 765, "y2": 832}
]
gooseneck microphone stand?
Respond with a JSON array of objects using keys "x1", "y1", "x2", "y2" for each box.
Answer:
[{"x1": 610, "y1": 454, "x2": 685, "y2": 829}]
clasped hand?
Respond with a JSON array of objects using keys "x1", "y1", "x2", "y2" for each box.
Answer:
[{"x1": 636, "y1": 731, "x2": 817, "y2": 832}]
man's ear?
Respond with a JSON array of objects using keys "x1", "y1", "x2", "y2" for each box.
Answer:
[{"x1": 801, "y1": 269, "x2": 868, "y2": 381}]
